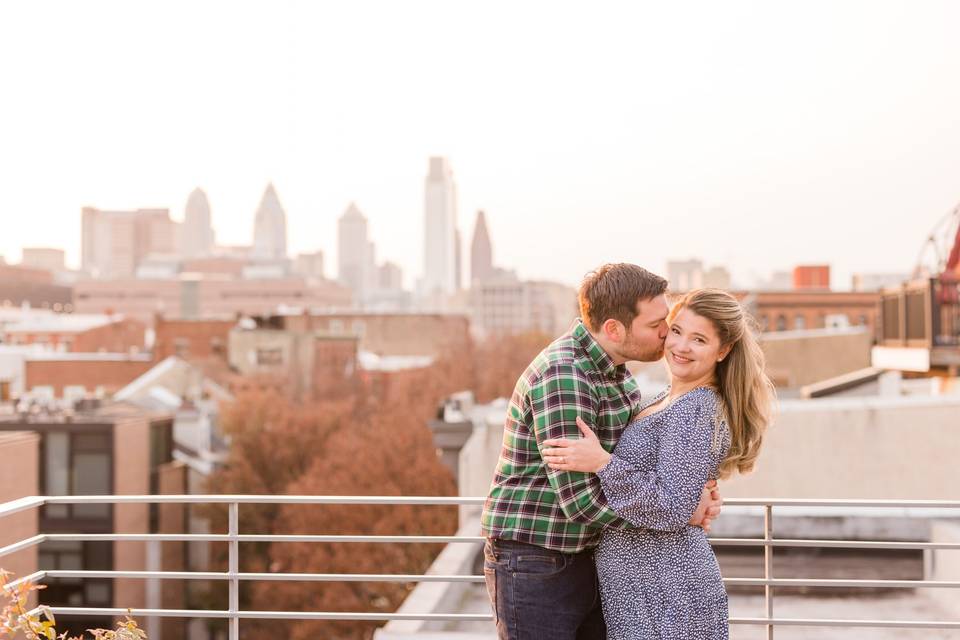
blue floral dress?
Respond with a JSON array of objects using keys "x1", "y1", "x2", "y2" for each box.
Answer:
[{"x1": 594, "y1": 386, "x2": 731, "y2": 640}]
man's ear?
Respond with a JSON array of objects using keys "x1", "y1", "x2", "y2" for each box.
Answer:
[{"x1": 601, "y1": 318, "x2": 624, "y2": 344}]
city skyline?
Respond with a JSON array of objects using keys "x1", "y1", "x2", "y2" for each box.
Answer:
[{"x1": 3, "y1": 2, "x2": 960, "y2": 289}]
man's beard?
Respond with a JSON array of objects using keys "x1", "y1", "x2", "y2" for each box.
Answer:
[{"x1": 619, "y1": 333, "x2": 665, "y2": 363}]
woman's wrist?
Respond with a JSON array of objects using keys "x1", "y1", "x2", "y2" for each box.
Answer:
[{"x1": 594, "y1": 451, "x2": 612, "y2": 473}]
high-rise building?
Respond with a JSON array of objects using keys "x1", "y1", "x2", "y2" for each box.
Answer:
[
  {"x1": 666, "y1": 259, "x2": 704, "y2": 292},
  {"x1": 294, "y1": 251, "x2": 325, "y2": 280},
  {"x1": 378, "y1": 261, "x2": 404, "y2": 292},
  {"x1": 252, "y1": 183, "x2": 288, "y2": 260},
  {"x1": 422, "y1": 157, "x2": 459, "y2": 296},
  {"x1": 470, "y1": 210, "x2": 494, "y2": 284},
  {"x1": 337, "y1": 202, "x2": 374, "y2": 301},
  {"x1": 182, "y1": 188, "x2": 215, "y2": 259},
  {"x1": 21, "y1": 248, "x2": 66, "y2": 273},
  {"x1": 703, "y1": 266, "x2": 732, "y2": 290},
  {"x1": 81, "y1": 207, "x2": 179, "y2": 279}
]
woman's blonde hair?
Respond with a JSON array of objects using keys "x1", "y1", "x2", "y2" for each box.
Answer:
[{"x1": 668, "y1": 288, "x2": 775, "y2": 478}]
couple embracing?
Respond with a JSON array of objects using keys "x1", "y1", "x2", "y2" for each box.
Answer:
[{"x1": 481, "y1": 263, "x2": 775, "y2": 639}]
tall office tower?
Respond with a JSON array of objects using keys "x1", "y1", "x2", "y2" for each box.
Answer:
[
  {"x1": 470, "y1": 209, "x2": 494, "y2": 284},
  {"x1": 422, "y1": 157, "x2": 459, "y2": 296},
  {"x1": 666, "y1": 259, "x2": 704, "y2": 292},
  {"x1": 454, "y1": 228, "x2": 463, "y2": 291},
  {"x1": 81, "y1": 207, "x2": 179, "y2": 278},
  {"x1": 337, "y1": 202, "x2": 374, "y2": 301},
  {"x1": 182, "y1": 188, "x2": 215, "y2": 258},
  {"x1": 252, "y1": 183, "x2": 288, "y2": 260}
]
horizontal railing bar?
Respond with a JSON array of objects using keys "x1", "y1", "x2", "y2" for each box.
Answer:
[
  {"x1": 725, "y1": 577, "x2": 960, "y2": 589},
  {"x1": 42, "y1": 533, "x2": 485, "y2": 544},
  {"x1": 710, "y1": 537, "x2": 960, "y2": 550},
  {"x1": 35, "y1": 533, "x2": 960, "y2": 551},
  {"x1": 35, "y1": 606, "x2": 494, "y2": 622},
  {"x1": 0, "y1": 534, "x2": 47, "y2": 559},
  {"x1": 39, "y1": 495, "x2": 488, "y2": 506},
  {"x1": 28, "y1": 608, "x2": 960, "y2": 628},
  {"x1": 731, "y1": 617, "x2": 960, "y2": 629},
  {"x1": 45, "y1": 570, "x2": 484, "y2": 583},
  {"x1": 239, "y1": 534, "x2": 485, "y2": 544},
  {"x1": 3, "y1": 495, "x2": 960, "y2": 509},
  {"x1": 1, "y1": 570, "x2": 46, "y2": 592},
  {"x1": 38, "y1": 571, "x2": 959, "y2": 589},
  {"x1": 0, "y1": 496, "x2": 45, "y2": 518}
]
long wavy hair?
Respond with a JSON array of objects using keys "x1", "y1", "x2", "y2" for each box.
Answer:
[{"x1": 668, "y1": 288, "x2": 775, "y2": 478}]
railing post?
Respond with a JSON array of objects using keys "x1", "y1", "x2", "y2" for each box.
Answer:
[
  {"x1": 764, "y1": 504, "x2": 774, "y2": 640},
  {"x1": 229, "y1": 502, "x2": 239, "y2": 640}
]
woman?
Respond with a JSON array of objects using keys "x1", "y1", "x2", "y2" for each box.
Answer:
[{"x1": 542, "y1": 288, "x2": 774, "y2": 639}]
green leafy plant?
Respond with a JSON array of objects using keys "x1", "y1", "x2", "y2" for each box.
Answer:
[{"x1": 1, "y1": 570, "x2": 146, "y2": 640}]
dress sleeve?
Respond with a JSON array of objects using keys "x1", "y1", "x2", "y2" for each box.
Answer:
[{"x1": 596, "y1": 390, "x2": 721, "y2": 532}]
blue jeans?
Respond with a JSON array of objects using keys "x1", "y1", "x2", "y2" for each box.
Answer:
[{"x1": 483, "y1": 538, "x2": 606, "y2": 640}]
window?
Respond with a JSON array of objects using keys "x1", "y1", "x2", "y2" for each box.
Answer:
[
  {"x1": 794, "y1": 315, "x2": 806, "y2": 330},
  {"x1": 775, "y1": 315, "x2": 787, "y2": 331},
  {"x1": 174, "y1": 337, "x2": 190, "y2": 358},
  {"x1": 256, "y1": 347, "x2": 284, "y2": 365},
  {"x1": 42, "y1": 431, "x2": 112, "y2": 520}
]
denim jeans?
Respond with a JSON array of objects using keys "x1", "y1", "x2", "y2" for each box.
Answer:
[{"x1": 483, "y1": 538, "x2": 606, "y2": 640}]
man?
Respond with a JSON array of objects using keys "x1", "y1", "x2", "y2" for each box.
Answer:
[{"x1": 481, "y1": 263, "x2": 723, "y2": 640}]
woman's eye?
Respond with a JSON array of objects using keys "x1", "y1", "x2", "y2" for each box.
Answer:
[{"x1": 670, "y1": 327, "x2": 680, "y2": 334}]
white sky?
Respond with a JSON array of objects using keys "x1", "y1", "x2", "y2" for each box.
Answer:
[{"x1": 2, "y1": 0, "x2": 959, "y2": 289}]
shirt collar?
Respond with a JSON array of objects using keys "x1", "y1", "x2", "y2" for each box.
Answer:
[{"x1": 572, "y1": 319, "x2": 627, "y2": 381}]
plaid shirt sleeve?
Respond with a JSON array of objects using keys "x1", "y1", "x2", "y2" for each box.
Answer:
[{"x1": 528, "y1": 362, "x2": 624, "y2": 527}]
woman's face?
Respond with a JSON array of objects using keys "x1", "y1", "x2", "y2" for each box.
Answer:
[{"x1": 664, "y1": 307, "x2": 729, "y2": 384}]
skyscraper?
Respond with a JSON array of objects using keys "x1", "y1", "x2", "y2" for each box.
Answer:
[
  {"x1": 422, "y1": 157, "x2": 458, "y2": 296},
  {"x1": 252, "y1": 183, "x2": 288, "y2": 260},
  {"x1": 337, "y1": 202, "x2": 374, "y2": 301},
  {"x1": 81, "y1": 207, "x2": 179, "y2": 278},
  {"x1": 470, "y1": 209, "x2": 494, "y2": 284},
  {"x1": 182, "y1": 187, "x2": 215, "y2": 259}
]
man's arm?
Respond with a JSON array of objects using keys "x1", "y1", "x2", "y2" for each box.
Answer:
[{"x1": 528, "y1": 362, "x2": 626, "y2": 527}]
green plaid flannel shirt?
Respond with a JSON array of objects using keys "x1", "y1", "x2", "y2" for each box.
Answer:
[{"x1": 481, "y1": 319, "x2": 641, "y2": 552}]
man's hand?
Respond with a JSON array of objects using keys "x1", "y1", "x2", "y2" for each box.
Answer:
[{"x1": 688, "y1": 479, "x2": 723, "y2": 532}]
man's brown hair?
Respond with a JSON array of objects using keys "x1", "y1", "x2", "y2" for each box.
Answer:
[{"x1": 578, "y1": 263, "x2": 668, "y2": 333}]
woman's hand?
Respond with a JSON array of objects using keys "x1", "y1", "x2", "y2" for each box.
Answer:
[{"x1": 542, "y1": 416, "x2": 612, "y2": 473}]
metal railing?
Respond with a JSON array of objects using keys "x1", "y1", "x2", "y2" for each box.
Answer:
[{"x1": 2, "y1": 495, "x2": 960, "y2": 639}]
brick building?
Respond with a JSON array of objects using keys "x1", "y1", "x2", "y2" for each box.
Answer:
[
  {"x1": 0, "y1": 402, "x2": 182, "y2": 637},
  {"x1": 0, "y1": 264, "x2": 72, "y2": 310},
  {"x1": 749, "y1": 290, "x2": 881, "y2": 336},
  {"x1": 74, "y1": 276, "x2": 352, "y2": 324},
  {"x1": 1, "y1": 313, "x2": 146, "y2": 354},
  {"x1": 282, "y1": 312, "x2": 471, "y2": 358},
  {"x1": 24, "y1": 353, "x2": 154, "y2": 399},
  {"x1": 152, "y1": 315, "x2": 236, "y2": 361},
  {"x1": 793, "y1": 265, "x2": 831, "y2": 290},
  {"x1": 228, "y1": 323, "x2": 359, "y2": 400}
]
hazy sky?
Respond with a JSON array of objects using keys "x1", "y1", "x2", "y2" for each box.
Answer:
[{"x1": 2, "y1": 1, "x2": 960, "y2": 289}]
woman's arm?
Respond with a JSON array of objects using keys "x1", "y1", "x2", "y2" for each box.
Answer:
[{"x1": 544, "y1": 392, "x2": 721, "y2": 532}]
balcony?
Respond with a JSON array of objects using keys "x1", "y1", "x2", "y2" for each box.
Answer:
[
  {"x1": 875, "y1": 278, "x2": 960, "y2": 372},
  {"x1": 2, "y1": 494, "x2": 960, "y2": 639}
]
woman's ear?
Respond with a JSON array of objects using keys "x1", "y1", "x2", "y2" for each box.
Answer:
[{"x1": 718, "y1": 344, "x2": 732, "y2": 362}]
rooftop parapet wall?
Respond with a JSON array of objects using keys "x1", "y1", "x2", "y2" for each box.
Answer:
[{"x1": 723, "y1": 395, "x2": 960, "y2": 501}]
